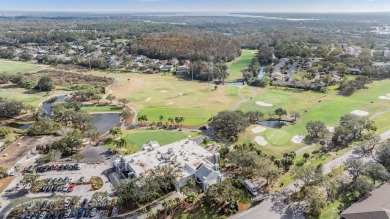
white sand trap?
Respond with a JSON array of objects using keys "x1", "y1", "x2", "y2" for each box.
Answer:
[
  {"x1": 160, "y1": 90, "x2": 168, "y2": 93},
  {"x1": 327, "y1": 127, "x2": 335, "y2": 133},
  {"x1": 252, "y1": 126, "x2": 266, "y2": 134},
  {"x1": 256, "y1": 101, "x2": 273, "y2": 107},
  {"x1": 145, "y1": 98, "x2": 152, "y2": 102},
  {"x1": 351, "y1": 110, "x2": 369, "y2": 116},
  {"x1": 179, "y1": 93, "x2": 183, "y2": 96},
  {"x1": 255, "y1": 136, "x2": 268, "y2": 146},
  {"x1": 166, "y1": 102, "x2": 174, "y2": 105},
  {"x1": 379, "y1": 94, "x2": 390, "y2": 100},
  {"x1": 292, "y1": 135, "x2": 305, "y2": 144}
]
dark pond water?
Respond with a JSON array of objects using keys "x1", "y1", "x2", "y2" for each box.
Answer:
[
  {"x1": 5, "y1": 122, "x2": 33, "y2": 130},
  {"x1": 259, "y1": 120, "x2": 293, "y2": 129},
  {"x1": 91, "y1": 113, "x2": 121, "y2": 135},
  {"x1": 42, "y1": 95, "x2": 67, "y2": 119}
]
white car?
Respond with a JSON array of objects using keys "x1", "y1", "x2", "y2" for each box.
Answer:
[
  {"x1": 39, "y1": 211, "x2": 47, "y2": 219},
  {"x1": 64, "y1": 199, "x2": 71, "y2": 207},
  {"x1": 90, "y1": 208, "x2": 97, "y2": 217},
  {"x1": 68, "y1": 177, "x2": 74, "y2": 183},
  {"x1": 62, "y1": 184, "x2": 70, "y2": 192}
]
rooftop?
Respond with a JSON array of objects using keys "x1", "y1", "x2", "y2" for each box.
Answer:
[
  {"x1": 341, "y1": 183, "x2": 390, "y2": 219},
  {"x1": 120, "y1": 139, "x2": 215, "y2": 177}
]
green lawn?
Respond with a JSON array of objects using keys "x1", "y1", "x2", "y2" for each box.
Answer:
[
  {"x1": 81, "y1": 105, "x2": 123, "y2": 113},
  {"x1": 0, "y1": 59, "x2": 43, "y2": 74},
  {"x1": 138, "y1": 107, "x2": 215, "y2": 126},
  {"x1": 227, "y1": 86, "x2": 239, "y2": 97},
  {"x1": 107, "y1": 129, "x2": 200, "y2": 153},
  {"x1": 226, "y1": 50, "x2": 257, "y2": 82},
  {"x1": 373, "y1": 111, "x2": 390, "y2": 133}
]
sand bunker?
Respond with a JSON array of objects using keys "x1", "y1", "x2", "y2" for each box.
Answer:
[
  {"x1": 255, "y1": 136, "x2": 268, "y2": 146},
  {"x1": 327, "y1": 127, "x2": 335, "y2": 133},
  {"x1": 160, "y1": 91, "x2": 168, "y2": 93},
  {"x1": 379, "y1": 94, "x2": 390, "y2": 100},
  {"x1": 252, "y1": 126, "x2": 266, "y2": 134},
  {"x1": 166, "y1": 102, "x2": 174, "y2": 105},
  {"x1": 351, "y1": 110, "x2": 369, "y2": 116},
  {"x1": 256, "y1": 101, "x2": 273, "y2": 107},
  {"x1": 292, "y1": 135, "x2": 305, "y2": 144},
  {"x1": 145, "y1": 98, "x2": 152, "y2": 102}
]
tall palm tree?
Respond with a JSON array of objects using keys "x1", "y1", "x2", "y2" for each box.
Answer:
[
  {"x1": 168, "y1": 117, "x2": 174, "y2": 126},
  {"x1": 109, "y1": 127, "x2": 122, "y2": 137},
  {"x1": 159, "y1": 115, "x2": 164, "y2": 123},
  {"x1": 162, "y1": 199, "x2": 172, "y2": 218},
  {"x1": 114, "y1": 138, "x2": 127, "y2": 149}
]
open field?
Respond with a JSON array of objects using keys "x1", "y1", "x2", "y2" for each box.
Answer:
[
  {"x1": 91, "y1": 70, "x2": 241, "y2": 126},
  {"x1": 0, "y1": 59, "x2": 44, "y2": 74},
  {"x1": 106, "y1": 129, "x2": 200, "y2": 153},
  {"x1": 226, "y1": 49, "x2": 257, "y2": 82},
  {"x1": 239, "y1": 80, "x2": 390, "y2": 156},
  {"x1": 0, "y1": 136, "x2": 41, "y2": 170}
]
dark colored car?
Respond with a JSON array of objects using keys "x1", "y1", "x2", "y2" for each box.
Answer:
[
  {"x1": 77, "y1": 208, "x2": 84, "y2": 218},
  {"x1": 81, "y1": 198, "x2": 88, "y2": 207}
]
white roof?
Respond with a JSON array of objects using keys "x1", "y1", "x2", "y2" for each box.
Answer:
[{"x1": 120, "y1": 139, "x2": 215, "y2": 177}]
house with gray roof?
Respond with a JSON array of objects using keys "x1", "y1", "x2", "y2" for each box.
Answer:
[{"x1": 340, "y1": 183, "x2": 390, "y2": 219}]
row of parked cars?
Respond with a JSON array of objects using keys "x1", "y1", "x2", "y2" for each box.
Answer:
[
  {"x1": 40, "y1": 183, "x2": 76, "y2": 193},
  {"x1": 23, "y1": 164, "x2": 80, "y2": 173},
  {"x1": 19, "y1": 208, "x2": 100, "y2": 219},
  {"x1": 45, "y1": 176, "x2": 85, "y2": 185}
]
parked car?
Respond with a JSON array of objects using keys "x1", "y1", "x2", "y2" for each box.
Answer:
[
  {"x1": 81, "y1": 198, "x2": 88, "y2": 207},
  {"x1": 63, "y1": 184, "x2": 70, "y2": 192},
  {"x1": 79, "y1": 176, "x2": 85, "y2": 183},
  {"x1": 83, "y1": 209, "x2": 90, "y2": 218},
  {"x1": 26, "y1": 203, "x2": 35, "y2": 210},
  {"x1": 64, "y1": 199, "x2": 71, "y2": 208},
  {"x1": 38, "y1": 211, "x2": 47, "y2": 219},
  {"x1": 52, "y1": 178, "x2": 58, "y2": 184},
  {"x1": 56, "y1": 185, "x2": 63, "y2": 192},
  {"x1": 244, "y1": 179, "x2": 258, "y2": 197},
  {"x1": 68, "y1": 184, "x2": 76, "y2": 192},
  {"x1": 64, "y1": 209, "x2": 71, "y2": 218},
  {"x1": 74, "y1": 164, "x2": 80, "y2": 170},
  {"x1": 53, "y1": 165, "x2": 59, "y2": 170},
  {"x1": 77, "y1": 208, "x2": 85, "y2": 218},
  {"x1": 90, "y1": 208, "x2": 97, "y2": 217},
  {"x1": 69, "y1": 177, "x2": 74, "y2": 183},
  {"x1": 70, "y1": 210, "x2": 76, "y2": 217},
  {"x1": 64, "y1": 176, "x2": 69, "y2": 182}
]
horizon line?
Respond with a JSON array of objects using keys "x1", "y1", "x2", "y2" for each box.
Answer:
[{"x1": 1, "y1": 9, "x2": 390, "y2": 14}]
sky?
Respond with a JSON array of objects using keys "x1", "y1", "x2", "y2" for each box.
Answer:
[{"x1": 1, "y1": 0, "x2": 390, "y2": 12}]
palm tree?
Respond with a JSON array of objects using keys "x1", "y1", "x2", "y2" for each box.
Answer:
[
  {"x1": 186, "y1": 192, "x2": 199, "y2": 204},
  {"x1": 114, "y1": 138, "x2": 127, "y2": 149},
  {"x1": 168, "y1": 117, "x2": 174, "y2": 126},
  {"x1": 159, "y1": 115, "x2": 164, "y2": 123},
  {"x1": 109, "y1": 127, "x2": 122, "y2": 137},
  {"x1": 137, "y1": 115, "x2": 148, "y2": 126},
  {"x1": 162, "y1": 199, "x2": 172, "y2": 218},
  {"x1": 147, "y1": 210, "x2": 157, "y2": 219},
  {"x1": 174, "y1": 117, "x2": 180, "y2": 128}
]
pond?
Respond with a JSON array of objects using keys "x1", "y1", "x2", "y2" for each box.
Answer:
[
  {"x1": 91, "y1": 113, "x2": 121, "y2": 135},
  {"x1": 258, "y1": 66, "x2": 265, "y2": 79},
  {"x1": 4, "y1": 122, "x2": 33, "y2": 130},
  {"x1": 259, "y1": 120, "x2": 293, "y2": 129},
  {"x1": 42, "y1": 95, "x2": 121, "y2": 136},
  {"x1": 42, "y1": 95, "x2": 67, "y2": 119}
]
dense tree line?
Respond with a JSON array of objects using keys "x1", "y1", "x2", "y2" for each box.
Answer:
[{"x1": 130, "y1": 30, "x2": 241, "y2": 62}]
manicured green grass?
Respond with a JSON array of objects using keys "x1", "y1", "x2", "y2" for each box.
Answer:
[
  {"x1": 0, "y1": 59, "x2": 43, "y2": 74},
  {"x1": 139, "y1": 107, "x2": 215, "y2": 126},
  {"x1": 240, "y1": 86, "x2": 253, "y2": 99},
  {"x1": 373, "y1": 112, "x2": 390, "y2": 134},
  {"x1": 107, "y1": 129, "x2": 200, "y2": 153},
  {"x1": 227, "y1": 86, "x2": 239, "y2": 97},
  {"x1": 226, "y1": 50, "x2": 257, "y2": 82},
  {"x1": 81, "y1": 105, "x2": 123, "y2": 113},
  {"x1": 263, "y1": 129, "x2": 291, "y2": 146}
]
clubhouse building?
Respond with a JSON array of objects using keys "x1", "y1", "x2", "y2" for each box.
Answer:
[{"x1": 113, "y1": 138, "x2": 222, "y2": 191}]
